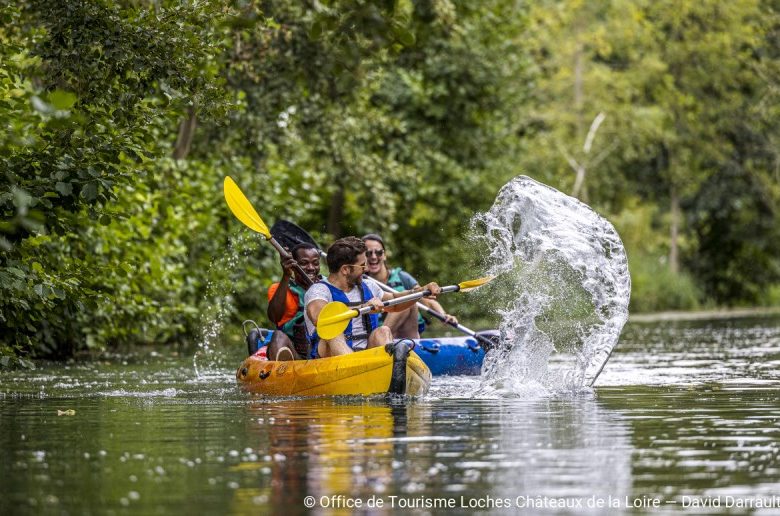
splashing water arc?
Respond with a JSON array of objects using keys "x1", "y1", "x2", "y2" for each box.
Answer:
[{"x1": 473, "y1": 176, "x2": 631, "y2": 391}]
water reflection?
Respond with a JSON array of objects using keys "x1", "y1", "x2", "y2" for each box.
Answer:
[
  {"x1": 598, "y1": 317, "x2": 780, "y2": 386},
  {"x1": 487, "y1": 396, "x2": 632, "y2": 508},
  {"x1": 227, "y1": 394, "x2": 633, "y2": 514},
  {"x1": 3, "y1": 316, "x2": 780, "y2": 514},
  {"x1": 231, "y1": 398, "x2": 432, "y2": 513},
  {"x1": 599, "y1": 386, "x2": 780, "y2": 501}
]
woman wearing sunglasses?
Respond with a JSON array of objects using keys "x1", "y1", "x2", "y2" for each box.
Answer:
[{"x1": 362, "y1": 233, "x2": 458, "y2": 339}]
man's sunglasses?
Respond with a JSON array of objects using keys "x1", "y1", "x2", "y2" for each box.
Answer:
[{"x1": 366, "y1": 249, "x2": 385, "y2": 258}]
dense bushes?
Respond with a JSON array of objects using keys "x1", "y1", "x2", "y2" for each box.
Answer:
[{"x1": 0, "y1": 1, "x2": 232, "y2": 361}]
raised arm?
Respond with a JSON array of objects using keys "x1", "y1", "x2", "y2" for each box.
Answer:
[{"x1": 267, "y1": 255, "x2": 297, "y2": 324}]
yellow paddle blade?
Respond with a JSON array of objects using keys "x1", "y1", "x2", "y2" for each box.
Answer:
[
  {"x1": 457, "y1": 275, "x2": 496, "y2": 292},
  {"x1": 317, "y1": 301, "x2": 359, "y2": 340},
  {"x1": 223, "y1": 176, "x2": 271, "y2": 239}
]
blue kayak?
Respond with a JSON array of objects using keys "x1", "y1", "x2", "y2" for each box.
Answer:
[
  {"x1": 243, "y1": 324, "x2": 496, "y2": 376},
  {"x1": 414, "y1": 335, "x2": 486, "y2": 376}
]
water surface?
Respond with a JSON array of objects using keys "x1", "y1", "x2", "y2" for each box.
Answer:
[{"x1": 2, "y1": 315, "x2": 779, "y2": 514}]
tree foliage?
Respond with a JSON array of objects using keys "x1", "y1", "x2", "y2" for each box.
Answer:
[
  {"x1": 1, "y1": 0, "x2": 232, "y2": 359},
  {"x1": 2, "y1": 0, "x2": 779, "y2": 361},
  {"x1": 519, "y1": 0, "x2": 780, "y2": 308}
]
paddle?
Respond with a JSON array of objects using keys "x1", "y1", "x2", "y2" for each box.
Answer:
[
  {"x1": 316, "y1": 276, "x2": 494, "y2": 340},
  {"x1": 270, "y1": 219, "x2": 499, "y2": 349},
  {"x1": 223, "y1": 177, "x2": 313, "y2": 289},
  {"x1": 270, "y1": 219, "x2": 324, "y2": 256}
]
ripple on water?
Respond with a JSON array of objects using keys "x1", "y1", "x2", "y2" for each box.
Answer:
[
  {"x1": 2, "y1": 315, "x2": 780, "y2": 514},
  {"x1": 597, "y1": 316, "x2": 780, "y2": 386}
]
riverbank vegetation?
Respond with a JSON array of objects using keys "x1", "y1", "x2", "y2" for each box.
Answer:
[{"x1": 2, "y1": 0, "x2": 779, "y2": 360}]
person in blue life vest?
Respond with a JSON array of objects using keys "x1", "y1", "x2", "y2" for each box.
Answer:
[
  {"x1": 362, "y1": 233, "x2": 458, "y2": 340},
  {"x1": 265, "y1": 243, "x2": 322, "y2": 361},
  {"x1": 304, "y1": 236, "x2": 443, "y2": 358}
]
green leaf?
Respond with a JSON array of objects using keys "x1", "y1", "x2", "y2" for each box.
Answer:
[
  {"x1": 309, "y1": 20, "x2": 323, "y2": 40},
  {"x1": 48, "y1": 90, "x2": 77, "y2": 110},
  {"x1": 7, "y1": 267, "x2": 25, "y2": 278},
  {"x1": 392, "y1": 23, "x2": 416, "y2": 47},
  {"x1": 81, "y1": 182, "x2": 98, "y2": 201},
  {"x1": 56, "y1": 182, "x2": 73, "y2": 196}
]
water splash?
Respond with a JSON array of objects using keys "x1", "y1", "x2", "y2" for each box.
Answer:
[
  {"x1": 472, "y1": 176, "x2": 630, "y2": 393},
  {"x1": 193, "y1": 232, "x2": 256, "y2": 379}
]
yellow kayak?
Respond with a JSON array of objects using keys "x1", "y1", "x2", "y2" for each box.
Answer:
[{"x1": 236, "y1": 342, "x2": 431, "y2": 396}]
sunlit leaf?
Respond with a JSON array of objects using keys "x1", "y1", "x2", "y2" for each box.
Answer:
[{"x1": 48, "y1": 90, "x2": 77, "y2": 110}]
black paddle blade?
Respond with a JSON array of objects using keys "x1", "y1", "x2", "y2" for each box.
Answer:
[
  {"x1": 270, "y1": 219, "x2": 320, "y2": 252},
  {"x1": 475, "y1": 329, "x2": 505, "y2": 352}
]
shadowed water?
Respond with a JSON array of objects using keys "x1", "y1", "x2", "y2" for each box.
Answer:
[{"x1": 2, "y1": 315, "x2": 780, "y2": 515}]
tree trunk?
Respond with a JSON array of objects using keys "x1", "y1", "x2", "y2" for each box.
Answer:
[
  {"x1": 572, "y1": 165, "x2": 587, "y2": 201},
  {"x1": 669, "y1": 185, "x2": 680, "y2": 274},
  {"x1": 570, "y1": 113, "x2": 605, "y2": 202},
  {"x1": 574, "y1": 41, "x2": 584, "y2": 143},
  {"x1": 327, "y1": 186, "x2": 345, "y2": 237},
  {"x1": 173, "y1": 106, "x2": 197, "y2": 160}
]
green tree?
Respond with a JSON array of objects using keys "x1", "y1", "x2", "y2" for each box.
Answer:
[
  {"x1": 196, "y1": 0, "x2": 531, "y2": 283},
  {"x1": 518, "y1": 0, "x2": 780, "y2": 307},
  {"x1": 1, "y1": 0, "x2": 232, "y2": 359}
]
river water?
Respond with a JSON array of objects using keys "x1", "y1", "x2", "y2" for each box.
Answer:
[{"x1": 2, "y1": 314, "x2": 779, "y2": 515}]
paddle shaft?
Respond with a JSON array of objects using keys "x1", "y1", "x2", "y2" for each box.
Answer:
[
  {"x1": 417, "y1": 305, "x2": 496, "y2": 348},
  {"x1": 313, "y1": 246, "x2": 459, "y2": 326},
  {"x1": 268, "y1": 236, "x2": 314, "y2": 289},
  {"x1": 352, "y1": 279, "x2": 493, "y2": 344},
  {"x1": 370, "y1": 276, "x2": 487, "y2": 339},
  {"x1": 222, "y1": 179, "x2": 314, "y2": 289},
  {"x1": 349, "y1": 285, "x2": 461, "y2": 319}
]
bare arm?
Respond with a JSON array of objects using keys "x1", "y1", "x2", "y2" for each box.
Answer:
[
  {"x1": 419, "y1": 295, "x2": 458, "y2": 324},
  {"x1": 306, "y1": 298, "x2": 327, "y2": 327},
  {"x1": 419, "y1": 296, "x2": 446, "y2": 313},
  {"x1": 415, "y1": 283, "x2": 458, "y2": 324},
  {"x1": 266, "y1": 256, "x2": 297, "y2": 324}
]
